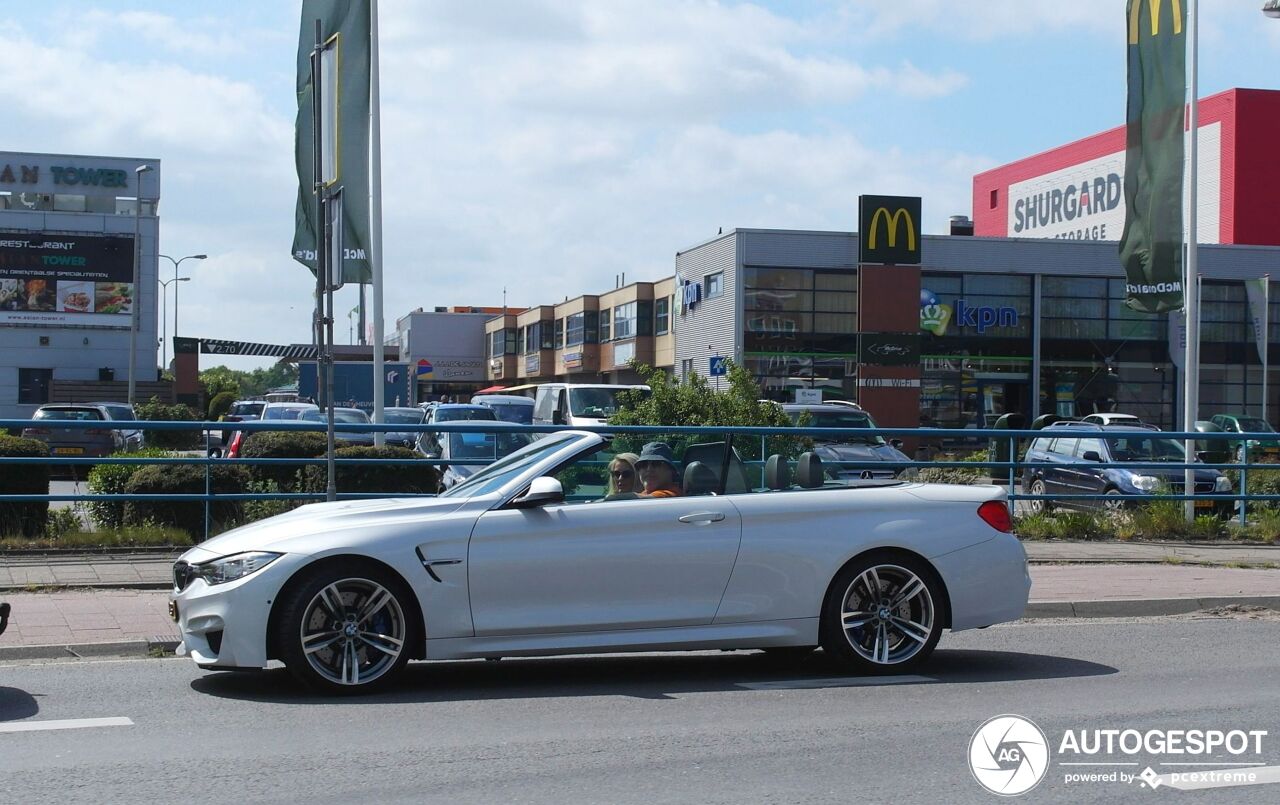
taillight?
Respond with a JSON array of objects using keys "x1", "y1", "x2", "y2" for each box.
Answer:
[
  {"x1": 977, "y1": 500, "x2": 1012, "y2": 533},
  {"x1": 24, "y1": 427, "x2": 51, "y2": 435},
  {"x1": 228, "y1": 432, "x2": 244, "y2": 458}
]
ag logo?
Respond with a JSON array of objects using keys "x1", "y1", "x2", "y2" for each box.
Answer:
[{"x1": 968, "y1": 714, "x2": 1050, "y2": 796}]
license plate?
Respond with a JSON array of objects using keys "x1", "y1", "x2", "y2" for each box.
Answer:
[
  {"x1": 168, "y1": 601, "x2": 178, "y2": 622},
  {"x1": 53, "y1": 446, "x2": 84, "y2": 455},
  {"x1": 1194, "y1": 500, "x2": 1213, "y2": 509}
]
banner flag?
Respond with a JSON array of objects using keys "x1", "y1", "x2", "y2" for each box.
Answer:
[
  {"x1": 1119, "y1": 0, "x2": 1187, "y2": 314},
  {"x1": 1245, "y1": 277, "x2": 1270, "y2": 363},
  {"x1": 293, "y1": 0, "x2": 371, "y2": 284}
]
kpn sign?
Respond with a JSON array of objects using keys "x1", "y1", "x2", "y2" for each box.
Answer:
[
  {"x1": 921, "y1": 288, "x2": 1019, "y2": 336},
  {"x1": 859, "y1": 195, "x2": 921, "y2": 265}
]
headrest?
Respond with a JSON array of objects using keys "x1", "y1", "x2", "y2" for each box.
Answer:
[
  {"x1": 683, "y1": 461, "x2": 720, "y2": 496},
  {"x1": 765, "y1": 454, "x2": 790, "y2": 490},
  {"x1": 796, "y1": 452, "x2": 824, "y2": 488}
]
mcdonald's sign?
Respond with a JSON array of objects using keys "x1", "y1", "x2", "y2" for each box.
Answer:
[
  {"x1": 859, "y1": 195, "x2": 921, "y2": 265},
  {"x1": 1128, "y1": 0, "x2": 1183, "y2": 45}
]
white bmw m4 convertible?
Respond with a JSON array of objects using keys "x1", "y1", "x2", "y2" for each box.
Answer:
[{"x1": 171, "y1": 431, "x2": 1030, "y2": 693}]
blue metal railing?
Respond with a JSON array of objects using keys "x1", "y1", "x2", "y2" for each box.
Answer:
[{"x1": 2, "y1": 418, "x2": 1277, "y2": 541}]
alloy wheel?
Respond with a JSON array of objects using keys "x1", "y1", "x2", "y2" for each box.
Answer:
[
  {"x1": 1028, "y1": 479, "x2": 1047, "y2": 514},
  {"x1": 299, "y1": 578, "x2": 407, "y2": 687},
  {"x1": 838, "y1": 564, "x2": 935, "y2": 666}
]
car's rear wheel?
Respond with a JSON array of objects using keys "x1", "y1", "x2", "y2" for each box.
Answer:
[
  {"x1": 275, "y1": 563, "x2": 414, "y2": 693},
  {"x1": 1028, "y1": 478, "x2": 1051, "y2": 514},
  {"x1": 820, "y1": 554, "x2": 943, "y2": 674}
]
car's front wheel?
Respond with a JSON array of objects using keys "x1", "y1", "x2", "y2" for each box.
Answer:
[
  {"x1": 275, "y1": 562, "x2": 415, "y2": 693},
  {"x1": 820, "y1": 554, "x2": 943, "y2": 674},
  {"x1": 1027, "y1": 478, "x2": 1051, "y2": 514}
]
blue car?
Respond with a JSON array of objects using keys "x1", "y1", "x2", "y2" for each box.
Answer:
[{"x1": 1022, "y1": 423, "x2": 1232, "y2": 515}]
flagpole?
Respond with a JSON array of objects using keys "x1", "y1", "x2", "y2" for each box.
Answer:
[
  {"x1": 1182, "y1": 0, "x2": 1199, "y2": 521},
  {"x1": 370, "y1": 0, "x2": 386, "y2": 446}
]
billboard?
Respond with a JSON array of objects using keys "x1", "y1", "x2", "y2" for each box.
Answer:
[{"x1": 0, "y1": 234, "x2": 136, "y2": 327}]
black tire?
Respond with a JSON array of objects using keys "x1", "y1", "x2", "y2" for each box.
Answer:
[
  {"x1": 819, "y1": 553, "x2": 944, "y2": 675},
  {"x1": 1102, "y1": 488, "x2": 1127, "y2": 512},
  {"x1": 275, "y1": 561, "x2": 416, "y2": 694},
  {"x1": 1028, "y1": 478, "x2": 1052, "y2": 514},
  {"x1": 758, "y1": 646, "x2": 816, "y2": 666}
]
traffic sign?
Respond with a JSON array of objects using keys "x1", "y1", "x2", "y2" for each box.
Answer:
[{"x1": 709, "y1": 356, "x2": 727, "y2": 376}]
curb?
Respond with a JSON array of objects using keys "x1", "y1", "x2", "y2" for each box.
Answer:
[
  {"x1": 1024, "y1": 595, "x2": 1280, "y2": 619},
  {"x1": 0, "y1": 582, "x2": 172, "y2": 593},
  {"x1": 0, "y1": 636, "x2": 179, "y2": 662}
]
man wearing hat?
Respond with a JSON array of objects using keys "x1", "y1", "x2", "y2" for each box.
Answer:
[{"x1": 635, "y1": 441, "x2": 683, "y2": 498}]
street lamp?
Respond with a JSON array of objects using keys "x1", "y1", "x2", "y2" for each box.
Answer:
[
  {"x1": 158, "y1": 276, "x2": 190, "y2": 372},
  {"x1": 128, "y1": 164, "x2": 153, "y2": 406},
  {"x1": 158, "y1": 253, "x2": 207, "y2": 347}
]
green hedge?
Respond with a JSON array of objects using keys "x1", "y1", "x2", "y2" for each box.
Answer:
[
  {"x1": 302, "y1": 445, "x2": 439, "y2": 495},
  {"x1": 239, "y1": 430, "x2": 327, "y2": 489},
  {"x1": 0, "y1": 435, "x2": 50, "y2": 537},
  {"x1": 86, "y1": 448, "x2": 173, "y2": 530},
  {"x1": 123, "y1": 464, "x2": 251, "y2": 540},
  {"x1": 207, "y1": 391, "x2": 236, "y2": 421},
  {"x1": 135, "y1": 397, "x2": 201, "y2": 450}
]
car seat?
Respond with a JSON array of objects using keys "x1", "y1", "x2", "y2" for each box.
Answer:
[
  {"x1": 796, "y1": 452, "x2": 825, "y2": 488},
  {"x1": 765, "y1": 454, "x2": 790, "y2": 489},
  {"x1": 683, "y1": 461, "x2": 720, "y2": 496}
]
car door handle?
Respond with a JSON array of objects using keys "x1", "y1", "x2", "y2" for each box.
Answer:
[{"x1": 678, "y1": 511, "x2": 725, "y2": 524}]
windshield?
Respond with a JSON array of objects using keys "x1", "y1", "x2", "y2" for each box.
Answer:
[
  {"x1": 264, "y1": 406, "x2": 313, "y2": 420},
  {"x1": 301, "y1": 410, "x2": 369, "y2": 424},
  {"x1": 485, "y1": 402, "x2": 533, "y2": 424},
  {"x1": 791, "y1": 411, "x2": 885, "y2": 445},
  {"x1": 383, "y1": 410, "x2": 425, "y2": 425},
  {"x1": 34, "y1": 408, "x2": 102, "y2": 421},
  {"x1": 447, "y1": 431, "x2": 533, "y2": 460},
  {"x1": 440, "y1": 433, "x2": 580, "y2": 498},
  {"x1": 1236, "y1": 417, "x2": 1275, "y2": 433},
  {"x1": 568, "y1": 387, "x2": 648, "y2": 419},
  {"x1": 230, "y1": 402, "x2": 265, "y2": 417},
  {"x1": 436, "y1": 407, "x2": 497, "y2": 422},
  {"x1": 1105, "y1": 436, "x2": 1186, "y2": 461}
]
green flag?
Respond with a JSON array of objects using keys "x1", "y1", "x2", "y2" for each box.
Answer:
[
  {"x1": 1119, "y1": 0, "x2": 1187, "y2": 314},
  {"x1": 293, "y1": 0, "x2": 371, "y2": 284}
]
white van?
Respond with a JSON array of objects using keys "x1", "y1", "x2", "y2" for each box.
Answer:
[{"x1": 532, "y1": 383, "x2": 649, "y2": 427}]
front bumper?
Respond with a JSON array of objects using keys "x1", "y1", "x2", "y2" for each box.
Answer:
[{"x1": 170, "y1": 550, "x2": 310, "y2": 669}]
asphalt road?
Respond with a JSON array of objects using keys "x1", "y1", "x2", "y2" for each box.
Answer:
[{"x1": 2, "y1": 613, "x2": 1279, "y2": 804}]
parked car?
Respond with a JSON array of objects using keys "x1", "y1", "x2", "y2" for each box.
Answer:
[
  {"x1": 532, "y1": 383, "x2": 649, "y2": 427},
  {"x1": 1208, "y1": 414, "x2": 1280, "y2": 462},
  {"x1": 415, "y1": 403, "x2": 498, "y2": 455},
  {"x1": 1081, "y1": 413, "x2": 1154, "y2": 428},
  {"x1": 90, "y1": 401, "x2": 145, "y2": 451},
  {"x1": 169, "y1": 429, "x2": 1029, "y2": 692},
  {"x1": 782, "y1": 404, "x2": 913, "y2": 480},
  {"x1": 471, "y1": 394, "x2": 535, "y2": 424},
  {"x1": 381, "y1": 407, "x2": 427, "y2": 448},
  {"x1": 223, "y1": 402, "x2": 320, "y2": 458},
  {"x1": 1021, "y1": 423, "x2": 1232, "y2": 515},
  {"x1": 21, "y1": 404, "x2": 123, "y2": 464},
  {"x1": 430, "y1": 429, "x2": 535, "y2": 490},
  {"x1": 299, "y1": 408, "x2": 376, "y2": 447}
]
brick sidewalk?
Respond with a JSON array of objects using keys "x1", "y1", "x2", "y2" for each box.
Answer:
[{"x1": 1, "y1": 564, "x2": 1277, "y2": 651}]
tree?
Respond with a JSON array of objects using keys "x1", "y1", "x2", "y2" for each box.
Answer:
[{"x1": 609, "y1": 361, "x2": 802, "y2": 463}]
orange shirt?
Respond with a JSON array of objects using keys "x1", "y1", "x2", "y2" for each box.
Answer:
[{"x1": 644, "y1": 487, "x2": 682, "y2": 498}]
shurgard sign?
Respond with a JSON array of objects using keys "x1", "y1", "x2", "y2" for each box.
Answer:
[
  {"x1": 0, "y1": 234, "x2": 135, "y2": 327},
  {"x1": 859, "y1": 195, "x2": 921, "y2": 265},
  {"x1": 1119, "y1": 0, "x2": 1187, "y2": 314}
]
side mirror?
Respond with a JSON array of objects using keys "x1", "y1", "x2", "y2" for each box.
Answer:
[
  {"x1": 511, "y1": 476, "x2": 564, "y2": 508},
  {"x1": 890, "y1": 439, "x2": 904, "y2": 450},
  {"x1": 1082, "y1": 450, "x2": 1103, "y2": 462},
  {"x1": 552, "y1": 411, "x2": 566, "y2": 426}
]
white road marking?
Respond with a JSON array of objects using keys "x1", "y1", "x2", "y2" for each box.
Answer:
[
  {"x1": 0, "y1": 717, "x2": 133, "y2": 734},
  {"x1": 739, "y1": 675, "x2": 935, "y2": 690}
]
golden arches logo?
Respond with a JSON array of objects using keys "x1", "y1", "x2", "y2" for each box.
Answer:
[
  {"x1": 867, "y1": 207, "x2": 916, "y2": 252},
  {"x1": 1128, "y1": 0, "x2": 1183, "y2": 44}
]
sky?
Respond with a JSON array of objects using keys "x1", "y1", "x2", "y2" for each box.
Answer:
[{"x1": 3, "y1": 0, "x2": 1279, "y2": 370}]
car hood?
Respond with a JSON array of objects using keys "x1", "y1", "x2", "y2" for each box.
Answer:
[
  {"x1": 813, "y1": 442, "x2": 909, "y2": 464},
  {"x1": 180, "y1": 496, "x2": 469, "y2": 561}
]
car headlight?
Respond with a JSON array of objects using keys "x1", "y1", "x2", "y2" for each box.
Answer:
[
  {"x1": 193, "y1": 551, "x2": 282, "y2": 585},
  {"x1": 1215, "y1": 476, "x2": 1233, "y2": 492},
  {"x1": 1130, "y1": 474, "x2": 1160, "y2": 492}
]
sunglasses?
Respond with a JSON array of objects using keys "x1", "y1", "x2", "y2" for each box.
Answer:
[{"x1": 610, "y1": 469, "x2": 634, "y2": 479}]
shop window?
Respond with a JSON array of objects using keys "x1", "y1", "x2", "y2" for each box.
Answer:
[
  {"x1": 705, "y1": 272, "x2": 724, "y2": 299},
  {"x1": 18, "y1": 368, "x2": 52, "y2": 405}
]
